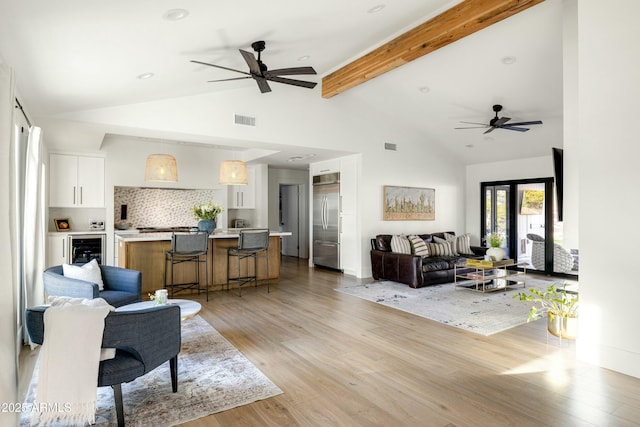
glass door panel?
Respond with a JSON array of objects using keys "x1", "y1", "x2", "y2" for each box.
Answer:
[
  {"x1": 483, "y1": 185, "x2": 510, "y2": 259},
  {"x1": 516, "y1": 183, "x2": 546, "y2": 272}
]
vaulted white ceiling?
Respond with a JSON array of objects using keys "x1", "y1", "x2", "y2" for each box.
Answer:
[{"x1": 0, "y1": 0, "x2": 563, "y2": 166}]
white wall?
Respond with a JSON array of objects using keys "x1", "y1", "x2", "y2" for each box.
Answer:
[
  {"x1": 576, "y1": 0, "x2": 640, "y2": 378},
  {"x1": 0, "y1": 63, "x2": 18, "y2": 426},
  {"x1": 465, "y1": 156, "x2": 554, "y2": 245},
  {"x1": 359, "y1": 138, "x2": 467, "y2": 278},
  {"x1": 562, "y1": 0, "x2": 579, "y2": 250}
]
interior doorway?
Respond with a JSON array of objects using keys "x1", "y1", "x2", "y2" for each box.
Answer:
[{"x1": 279, "y1": 184, "x2": 301, "y2": 257}]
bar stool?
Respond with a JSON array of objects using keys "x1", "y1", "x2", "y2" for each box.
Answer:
[
  {"x1": 164, "y1": 232, "x2": 209, "y2": 301},
  {"x1": 227, "y1": 229, "x2": 270, "y2": 297}
]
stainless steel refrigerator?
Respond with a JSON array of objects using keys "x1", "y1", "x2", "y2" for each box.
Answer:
[{"x1": 312, "y1": 172, "x2": 341, "y2": 270}]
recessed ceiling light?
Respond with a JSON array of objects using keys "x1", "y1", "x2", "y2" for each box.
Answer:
[
  {"x1": 501, "y1": 56, "x2": 516, "y2": 65},
  {"x1": 163, "y1": 8, "x2": 189, "y2": 21},
  {"x1": 297, "y1": 55, "x2": 310, "y2": 62},
  {"x1": 419, "y1": 86, "x2": 430, "y2": 94},
  {"x1": 368, "y1": 4, "x2": 386, "y2": 13},
  {"x1": 136, "y1": 72, "x2": 155, "y2": 80}
]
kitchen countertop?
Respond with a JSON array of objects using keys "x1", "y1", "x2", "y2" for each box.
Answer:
[
  {"x1": 115, "y1": 230, "x2": 292, "y2": 242},
  {"x1": 48, "y1": 230, "x2": 107, "y2": 235}
]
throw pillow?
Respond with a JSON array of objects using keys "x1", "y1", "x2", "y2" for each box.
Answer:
[
  {"x1": 390, "y1": 235, "x2": 412, "y2": 254},
  {"x1": 435, "y1": 235, "x2": 459, "y2": 256},
  {"x1": 62, "y1": 259, "x2": 105, "y2": 291},
  {"x1": 454, "y1": 233, "x2": 474, "y2": 255},
  {"x1": 427, "y1": 242, "x2": 453, "y2": 257},
  {"x1": 407, "y1": 235, "x2": 429, "y2": 257}
]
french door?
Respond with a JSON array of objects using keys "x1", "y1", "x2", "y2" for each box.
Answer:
[{"x1": 481, "y1": 178, "x2": 570, "y2": 276}]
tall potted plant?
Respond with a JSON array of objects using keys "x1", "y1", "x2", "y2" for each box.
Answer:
[
  {"x1": 514, "y1": 282, "x2": 579, "y2": 339},
  {"x1": 191, "y1": 202, "x2": 224, "y2": 234},
  {"x1": 485, "y1": 232, "x2": 506, "y2": 260}
]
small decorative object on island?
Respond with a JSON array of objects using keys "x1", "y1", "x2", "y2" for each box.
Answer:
[
  {"x1": 54, "y1": 218, "x2": 71, "y2": 232},
  {"x1": 514, "y1": 282, "x2": 579, "y2": 339},
  {"x1": 485, "y1": 232, "x2": 506, "y2": 260},
  {"x1": 149, "y1": 289, "x2": 168, "y2": 305},
  {"x1": 191, "y1": 201, "x2": 224, "y2": 234}
]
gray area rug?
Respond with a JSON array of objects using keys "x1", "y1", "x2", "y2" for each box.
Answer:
[
  {"x1": 337, "y1": 278, "x2": 554, "y2": 336},
  {"x1": 21, "y1": 315, "x2": 282, "y2": 426}
]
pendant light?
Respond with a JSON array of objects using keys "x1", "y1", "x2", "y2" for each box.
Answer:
[
  {"x1": 144, "y1": 154, "x2": 178, "y2": 182},
  {"x1": 219, "y1": 160, "x2": 248, "y2": 185}
]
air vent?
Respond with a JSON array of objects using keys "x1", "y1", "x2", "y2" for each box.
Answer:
[
  {"x1": 234, "y1": 114, "x2": 256, "y2": 127},
  {"x1": 384, "y1": 142, "x2": 397, "y2": 151}
]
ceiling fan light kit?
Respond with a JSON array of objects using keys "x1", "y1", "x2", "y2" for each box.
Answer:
[
  {"x1": 455, "y1": 104, "x2": 543, "y2": 134},
  {"x1": 191, "y1": 40, "x2": 318, "y2": 94}
]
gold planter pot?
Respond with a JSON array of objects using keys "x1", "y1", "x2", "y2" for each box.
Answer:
[{"x1": 547, "y1": 313, "x2": 578, "y2": 339}]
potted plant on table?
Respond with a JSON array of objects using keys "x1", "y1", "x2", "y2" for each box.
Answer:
[
  {"x1": 191, "y1": 202, "x2": 224, "y2": 234},
  {"x1": 514, "y1": 282, "x2": 579, "y2": 339},
  {"x1": 485, "y1": 232, "x2": 506, "y2": 260}
]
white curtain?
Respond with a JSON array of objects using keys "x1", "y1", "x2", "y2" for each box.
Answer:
[{"x1": 22, "y1": 126, "x2": 46, "y2": 317}]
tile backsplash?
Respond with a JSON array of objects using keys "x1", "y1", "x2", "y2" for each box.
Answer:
[{"x1": 114, "y1": 186, "x2": 222, "y2": 228}]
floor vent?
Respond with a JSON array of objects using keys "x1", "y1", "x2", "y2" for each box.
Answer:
[
  {"x1": 384, "y1": 142, "x2": 397, "y2": 151},
  {"x1": 234, "y1": 114, "x2": 256, "y2": 127}
]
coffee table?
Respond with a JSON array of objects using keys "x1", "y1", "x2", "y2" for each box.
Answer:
[
  {"x1": 454, "y1": 259, "x2": 527, "y2": 293},
  {"x1": 116, "y1": 299, "x2": 202, "y2": 321}
]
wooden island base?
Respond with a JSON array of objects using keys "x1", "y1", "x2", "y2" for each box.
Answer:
[{"x1": 117, "y1": 235, "x2": 282, "y2": 296}]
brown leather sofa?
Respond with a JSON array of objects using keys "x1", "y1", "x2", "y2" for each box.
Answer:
[{"x1": 370, "y1": 231, "x2": 487, "y2": 288}]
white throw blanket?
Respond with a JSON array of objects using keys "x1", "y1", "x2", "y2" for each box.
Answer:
[{"x1": 34, "y1": 297, "x2": 114, "y2": 426}]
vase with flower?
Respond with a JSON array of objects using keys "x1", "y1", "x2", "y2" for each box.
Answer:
[
  {"x1": 191, "y1": 202, "x2": 224, "y2": 234},
  {"x1": 485, "y1": 232, "x2": 506, "y2": 260}
]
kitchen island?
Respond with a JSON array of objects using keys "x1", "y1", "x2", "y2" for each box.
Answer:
[{"x1": 116, "y1": 230, "x2": 291, "y2": 295}]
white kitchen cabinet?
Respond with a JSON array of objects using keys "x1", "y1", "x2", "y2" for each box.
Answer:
[
  {"x1": 49, "y1": 153, "x2": 105, "y2": 207},
  {"x1": 310, "y1": 159, "x2": 340, "y2": 176},
  {"x1": 47, "y1": 234, "x2": 68, "y2": 267},
  {"x1": 229, "y1": 165, "x2": 255, "y2": 208}
]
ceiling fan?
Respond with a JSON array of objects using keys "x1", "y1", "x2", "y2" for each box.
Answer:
[
  {"x1": 455, "y1": 104, "x2": 543, "y2": 134},
  {"x1": 190, "y1": 40, "x2": 317, "y2": 94}
]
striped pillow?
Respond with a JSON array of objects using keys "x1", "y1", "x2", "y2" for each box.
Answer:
[
  {"x1": 455, "y1": 233, "x2": 473, "y2": 255},
  {"x1": 390, "y1": 235, "x2": 412, "y2": 254},
  {"x1": 428, "y1": 242, "x2": 453, "y2": 257},
  {"x1": 407, "y1": 235, "x2": 429, "y2": 257},
  {"x1": 435, "y1": 235, "x2": 458, "y2": 256}
]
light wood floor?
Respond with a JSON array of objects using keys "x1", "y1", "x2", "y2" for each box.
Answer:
[{"x1": 20, "y1": 257, "x2": 640, "y2": 426}]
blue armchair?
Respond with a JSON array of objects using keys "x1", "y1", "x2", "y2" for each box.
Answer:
[
  {"x1": 26, "y1": 304, "x2": 181, "y2": 427},
  {"x1": 44, "y1": 265, "x2": 142, "y2": 308}
]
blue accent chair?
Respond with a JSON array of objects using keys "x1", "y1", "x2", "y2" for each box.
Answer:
[
  {"x1": 25, "y1": 304, "x2": 181, "y2": 427},
  {"x1": 44, "y1": 265, "x2": 142, "y2": 308}
]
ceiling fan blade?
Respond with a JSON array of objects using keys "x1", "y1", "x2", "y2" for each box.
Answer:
[
  {"x1": 454, "y1": 126, "x2": 491, "y2": 129},
  {"x1": 459, "y1": 121, "x2": 489, "y2": 126},
  {"x1": 500, "y1": 126, "x2": 530, "y2": 132},
  {"x1": 265, "y1": 67, "x2": 317, "y2": 77},
  {"x1": 506, "y1": 120, "x2": 543, "y2": 126},
  {"x1": 483, "y1": 127, "x2": 497, "y2": 134},
  {"x1": 190, "y1": 60, "x2": 250, "y2": 76},
  {"x1": 493, "y1": 117, "x2": 511, "y2": 127},
  {"x1": 266, "y1": 75, "x2": 317, "y2": 89},
  {"x1": 239, "y1": 49, "x2": 263, "y2": 76},
  {"x1": 207, "y1": 77, "x2": 252, "y2": 83},
  {"x1": 254, "y1": 77, "x2": 272, "y2": 93}
]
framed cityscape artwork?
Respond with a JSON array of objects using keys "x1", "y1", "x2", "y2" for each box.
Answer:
[{"x1": 383, "y1": 186, "x2": 435, "y2": 221}]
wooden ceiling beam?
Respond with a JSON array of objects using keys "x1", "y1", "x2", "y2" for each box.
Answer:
[{"x1": 321, "y1": 0, "x2": 545, "y2": 98}]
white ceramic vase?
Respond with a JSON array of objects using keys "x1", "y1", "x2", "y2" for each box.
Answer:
[{"x1": 486, "y1": 247, "x2": 506, "y2": 261}]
